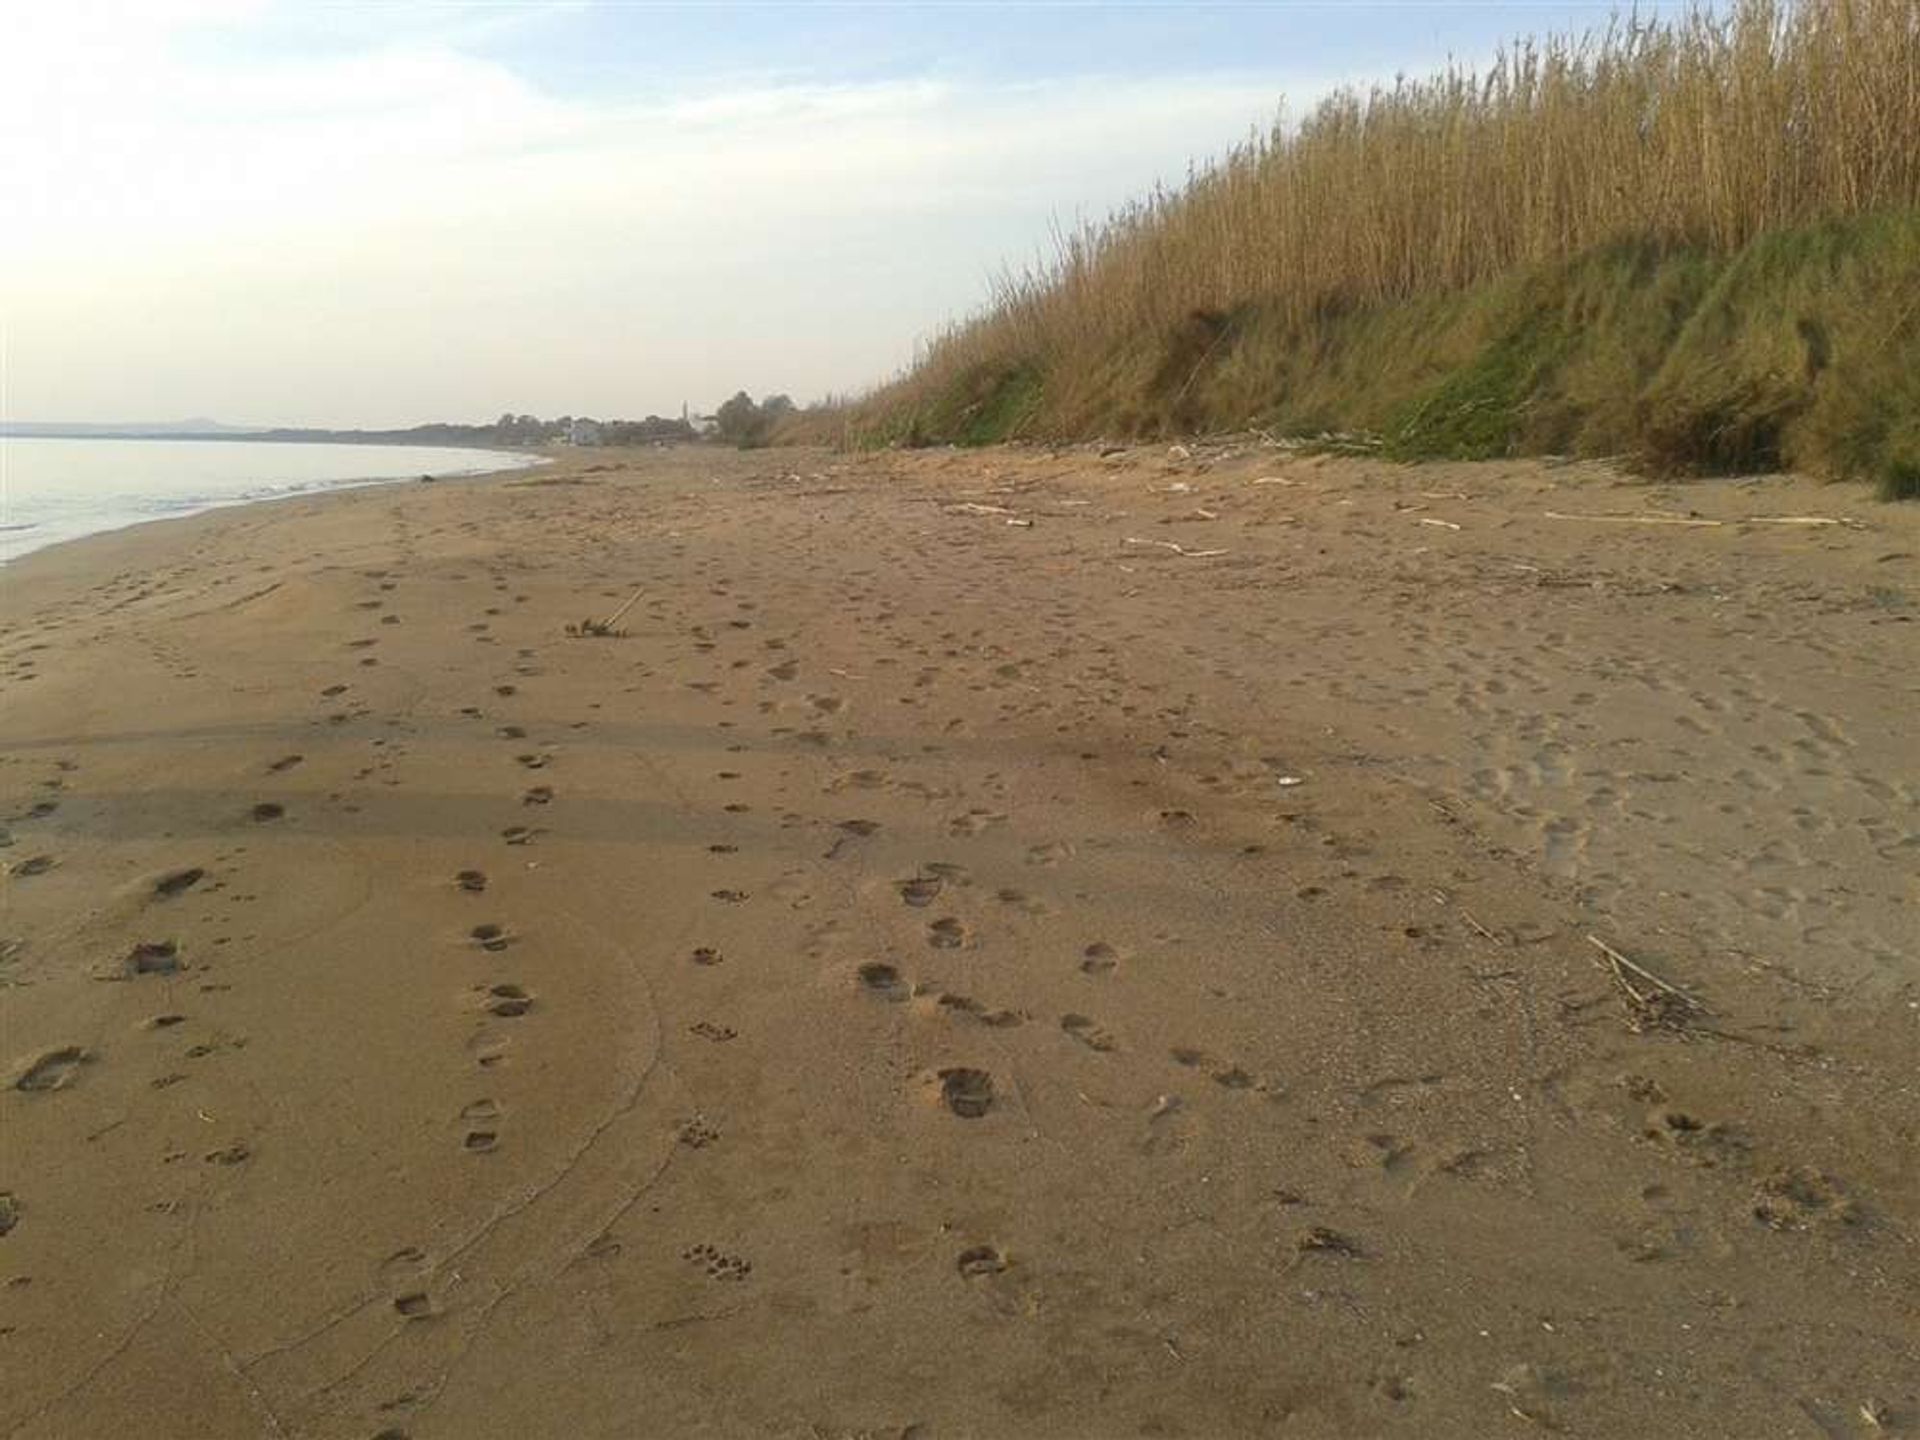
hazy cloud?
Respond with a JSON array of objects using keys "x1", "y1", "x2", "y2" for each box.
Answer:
[{"x1": 2, "y1": 3, "x2": 1316, "y2": 424}]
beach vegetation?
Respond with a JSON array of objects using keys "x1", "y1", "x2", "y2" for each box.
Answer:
[{"x1": 788, "y1": 0, "x2": 1920, "y2": 496}]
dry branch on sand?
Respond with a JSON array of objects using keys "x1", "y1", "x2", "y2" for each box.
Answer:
[
  {"x1": 1588, "y1": 934, "x2": 1705, "y2": 1033},
  {"x1": 565, "y1": 586, "x2": 645, "y2": 639},
  {"x1": 1123, "y1": 537, "x2": 1229, "y2": 558}
]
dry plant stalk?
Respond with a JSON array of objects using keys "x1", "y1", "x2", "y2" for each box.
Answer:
[
  {"x1": 565, "y1": 586, "x2": 645, "y2": 639},
  {"x1": 1588, "y1": 934, "x2": 1705, "y2": 1033}
]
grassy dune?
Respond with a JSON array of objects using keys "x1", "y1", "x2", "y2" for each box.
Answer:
[{"x1": 801, "y1": 0, "x2": 1920, "y2": 496}]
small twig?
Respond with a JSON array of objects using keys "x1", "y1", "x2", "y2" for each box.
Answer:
[
  {"x1": 601, "y1": 586, "x2": 646, "y2": 628},
  {"x1": 1545, "y1": 511, "x2": 1722, "y2": 527},
  {"x1": 1586, "y1": 935, "x2": 1692, "y2": 999},
  {"x1": 1588, "y1": 935, "x2": 1704, "y2": 1033},
  {"x1": 1123, "y1": 537, "x2": 1229, "y2": 558},
  {"x1": 565, "y1": 584, "x2": 644, "y2": 638},
  {"x1": 1460, "y1": 911, "x2": 1500, "y2": 943}
]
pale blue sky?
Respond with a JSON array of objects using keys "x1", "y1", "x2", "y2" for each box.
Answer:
[{"x1": 5, "y1": 1, "x2": 1670, "y2": 428}]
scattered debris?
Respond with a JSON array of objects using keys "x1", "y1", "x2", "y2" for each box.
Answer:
[
  {"x1": 566, "y1": 585, "x2": 644, "y2": 638},
  {"x1": 1588, "y1": 934, "x2": 1704, "y2": 1032}
]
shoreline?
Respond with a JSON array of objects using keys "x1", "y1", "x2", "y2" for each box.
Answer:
[
  {"x1": 3, "y1": 443, "x2": 1914, "y2": 1437},
  {"x1": 0, "y1": 440, "x2": 551, "y2": 569}
]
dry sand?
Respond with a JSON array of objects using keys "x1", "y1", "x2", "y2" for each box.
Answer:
[{"x1": 2, "y1": 443, "x2": 1915, "y2": 1439}]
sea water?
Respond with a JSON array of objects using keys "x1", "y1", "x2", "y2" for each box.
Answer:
[{"x1": 0, "y1": 437, "x2": 540, "y2": 564}]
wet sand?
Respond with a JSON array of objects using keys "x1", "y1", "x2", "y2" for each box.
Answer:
[{"x1": 3, "y1": 443, "x2": 1916, "y2": 1438}]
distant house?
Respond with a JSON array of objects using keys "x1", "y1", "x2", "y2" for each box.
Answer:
[{"x1": 568, "y1": 418, "x2": 602, "y2": 446}]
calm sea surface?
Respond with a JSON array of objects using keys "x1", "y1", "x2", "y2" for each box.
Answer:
[{"x1": 0, "y1": 437, "x2": 539, "y2": 565}]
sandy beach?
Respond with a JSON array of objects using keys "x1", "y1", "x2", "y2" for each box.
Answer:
[{"x1": 2, "y1": 443, "x2": 1915, "y2": 1439}]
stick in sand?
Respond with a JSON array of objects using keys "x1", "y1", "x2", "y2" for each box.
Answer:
[{"x1": 567, "y1": 585, "x2": 645, "y2": 638}]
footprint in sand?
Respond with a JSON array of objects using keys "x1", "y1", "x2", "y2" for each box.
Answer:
[
  {"x1": 392, "y1": 1291, "x2": 435, "y2": 1320},
  {"x1": 484, "y1": 983, "x2": 534, "y2": 1018},
  {"x1": 856, "y1": 961, "x2": 909, "y2": 1001},
  {"x1": 1025, "y1": 841, "x2": 1074, "y2": 867},
  {"x1": 126, "y1": 940, "x2": 182, "y2": 976},
  {"x1": 266, "y1": 754, "x2": 303, "y2": 773},
  {"x1": 899, "y1": 875, "x2": 943, "y2": 907},
  {"x1": 251, "y1": 803, "x2": 285, "y2": 822},
  {"x1": 937, "y1": 1067, "x2": 995, "y2": 1118},
  {"x1": 12, "y1": 855, "x2": 55, "y2": 877},
  {"x1": 153, "y1": 867, "x2": 205, "y2": 898},
  {"x1": 470, "y1": 924, "x2": 510, "y2": 953},
  {"x1": 676, "y1": 1115, "x2": 721, "y2": 1149},
  {"x1": 1080, "y1": 942, "x2": 1120, "y2": 975},
  {"x1": 681, "y1": 1242, "x2": 752, "y2": 1281},
  {"x1": 455, "y1": 869, "x2": 488, "y2": 893},
  {"x1": 14, "y1": 1047, "x2": 90, "y2": 1093},
  {"x1": 467, "y1": 1033, "x2": 511, "y2": 1068},
  {"x1": 1061, "y1": 1013, "x2": 1119, "y2": 1052},
  {"x1": 522, "y1": 785, "x2": 553, "y2": 806},
  {"x1": 927, "y1": 918, "x2": 968, "y2": 949},
  {"x1": 935, "y1": 992, "x2": 1024, "y2": 1028},
  {"x1": 956, "y1": 1244, "x2": 1009, "y2": 1278},
  {"x1": 460, "y1": 1099, "x2": 501, "y2": 1153}
]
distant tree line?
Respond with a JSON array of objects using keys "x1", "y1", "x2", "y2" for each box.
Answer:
[
  {"x1": 247, "y1": 411, "x2": 701, "y2": 449},
  {"x1": 713, "y1": 392, "x2": 796, "y2": 448},
  {"x1": 242, "y1": 394, "x2": 809, "y2": 451}
]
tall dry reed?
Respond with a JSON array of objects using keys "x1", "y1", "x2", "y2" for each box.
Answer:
[{"x1": 869, "y1": 0, "x2": 1919, "y2": 427}]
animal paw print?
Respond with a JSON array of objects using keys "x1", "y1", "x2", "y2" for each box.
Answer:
[
  {"x1": 676, "y1": 1115, "x2": 721, "y2": 1149},
  {"x1": 689, "y1": 1021, "x2": 737, "y2": 1043},
  {"x1": 682, "y1": 1242, "x2": 752, "y2": 1282}
]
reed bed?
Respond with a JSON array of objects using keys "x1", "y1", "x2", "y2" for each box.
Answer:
[{"x1": 822, "y1": 0, "x2": 1919, "y2": 488}]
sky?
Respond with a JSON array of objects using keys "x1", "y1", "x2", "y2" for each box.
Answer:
[{"x1": 2, "y1": 0, "x2": 1662, "y2": 429}]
